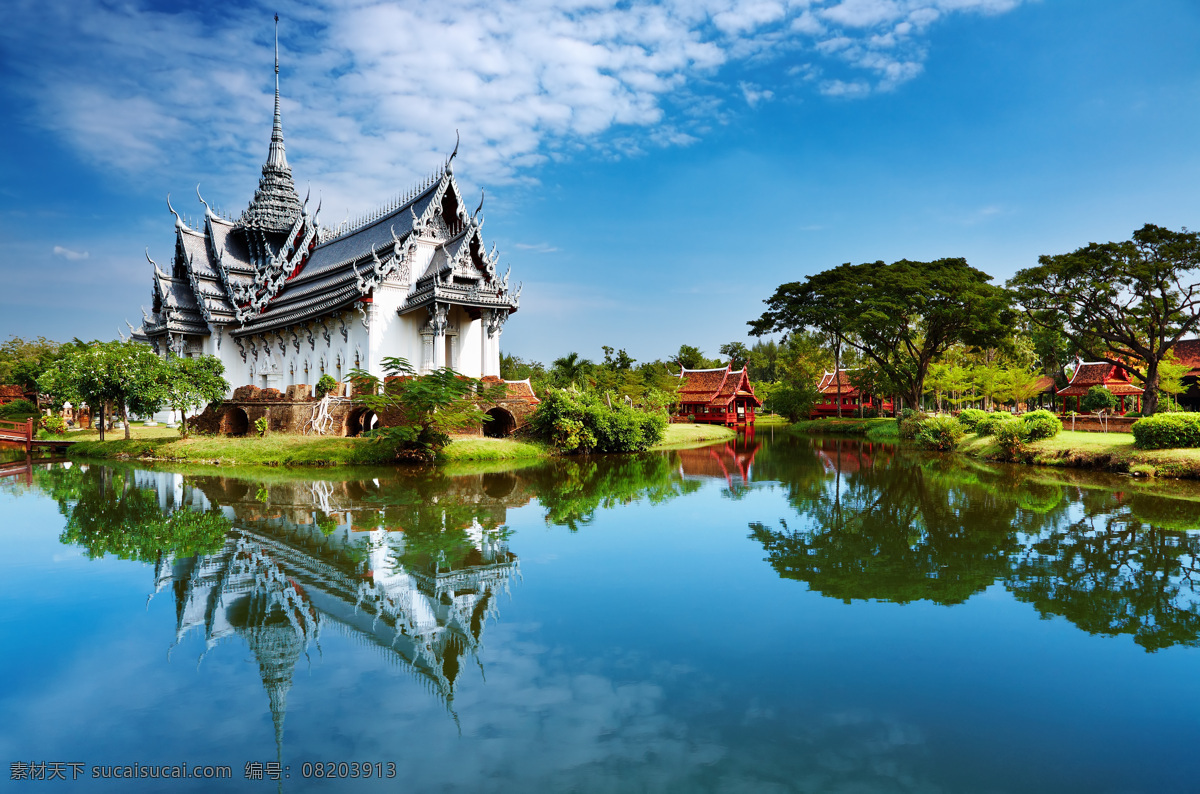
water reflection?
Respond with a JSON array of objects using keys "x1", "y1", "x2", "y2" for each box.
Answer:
[
  {"x1": 32, "y1": 465, "x2": 522, "y2": 758},
  {"x1": 750, "y1": 436, "x2": 1200, "y2": 651}
]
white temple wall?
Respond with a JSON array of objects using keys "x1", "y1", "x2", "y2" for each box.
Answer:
[
  {"x1": 454, "y1": 308, "x2": 483, "y2": 377},
  {"x1": 369, "y1": 281, "x2": 425, "y2": 377}
]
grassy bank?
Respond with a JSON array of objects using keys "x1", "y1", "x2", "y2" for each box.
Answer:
[
  {"x1": 790, "y1": 416, "x2": 1200, "y2": 479},
  {"x1": 793, "y1": 417, "x2": 900, "y2": 441},
  {"x1": 63, "y1": 420, "x2": 740, "y2": 468},
  {"x1": 651, "y1": 423, "x2": 737, "y2": 449},
  {"x1": 960, "y1": 430, "x2": 1200, "y2": 479}
]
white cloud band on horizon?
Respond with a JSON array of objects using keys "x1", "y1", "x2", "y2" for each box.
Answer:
[{"x1": 0, "y1": 0, "x2": 1026, "y2": 215}]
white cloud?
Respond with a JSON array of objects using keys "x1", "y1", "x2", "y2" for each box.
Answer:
[
  {"x1": 0, "y1": 0, "x2": 1028, "y2": 214},
  {"x1": 514, "y1": 242, "x2": 560, "y2": 253},
  {"x1": 739, "y1": 81, "x2": 775, "y2": 107},
  {"x1": 52, "y1": 246, "x2": 89, "y2": 261}
]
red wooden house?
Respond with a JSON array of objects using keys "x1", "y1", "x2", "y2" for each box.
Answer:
[
  {"x1": 675, "y1": 365, "x2": 762, "y2": 426},
  {"x1": 1171, "y1": 339, "x2": 1200, "y2": 411},
  {"x1": 1056, "y1": 359, "x2": 1143, "y2": 414},
  {"x1": 811, "y1": 369, "x2": 894, "y2": 418}
]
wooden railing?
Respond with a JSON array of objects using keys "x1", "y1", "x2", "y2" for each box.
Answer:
[{"x1": 0, "y1": 418, "x2": 34, "y2": 453}]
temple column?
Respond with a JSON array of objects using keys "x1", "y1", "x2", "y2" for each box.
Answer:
[
  {"x1": 421, "y1": 303, "x2": 449, "y2": 374},
  {"x1": 483, "y1": 309, "x2": 507, "y2": 378}
]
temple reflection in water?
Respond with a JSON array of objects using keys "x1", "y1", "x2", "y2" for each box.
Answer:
[{"x1": 133, "y1": 470, "x2": 522, "y2": 754}]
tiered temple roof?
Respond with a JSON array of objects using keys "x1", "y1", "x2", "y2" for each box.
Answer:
[
  {"x1": 816, "y1": 369, "x2": 858, "y2": 397},
  {"x1": 1172, "y1": 339, "x2": 1200, "y2": 378},
  {"x1": 1057, "y1": 359, "x2": 1144, "y2": 397},
  {"x1": 132, "y1": 31, "x2": 517, "y2": 349},
  {"x1": 676, "y1": 365, "x2": 761, "y2": 408}
]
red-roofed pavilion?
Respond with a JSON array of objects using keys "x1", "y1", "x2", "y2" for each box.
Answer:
[
  {"x1": 1171, "y1": 339, "x2": 1200, "y2": 411},
  {"x1": 811, "y1": 369, "x2": 894, "y2": 418},
  {"x1": 675, "y1": 365, "x2": 762, "y2": 426},
  {"x1": 1057, "y1": 359, "x2": 1143, "y2": 414}
]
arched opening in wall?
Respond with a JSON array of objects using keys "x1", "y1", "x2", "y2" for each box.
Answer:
[
  {"x1": 223, "y1": 407, "x2": 250, "y2": 437},
  {"x1": 483, "y1": 407, "x2": 516, "y2": 438},
  {"x1": 346, "y1": 409, "x2": 379, "y2": 437}
]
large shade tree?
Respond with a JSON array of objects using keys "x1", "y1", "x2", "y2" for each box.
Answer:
[
  {"x1": 751, "y1": 258, "x2": 1013, "y2": 409},
  {"x1": 1009, "y1": 224, "x2": 1200, "y2": 415},
  {"x1": 38, "y1": 341, "x2": 168, "y2": 440},
  {"x1": 164, "y1": 355, "x2": 229, "y2": 438}
]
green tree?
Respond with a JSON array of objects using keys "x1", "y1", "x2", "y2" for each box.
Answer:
[
  {"x1": 0, "y1": 335, "x2": 63, "y2": 393},
  {"x1": 753, "y1": 258, "x2": 1013, "y2": 411},
  {"x1": 718, "y1": 342, "x2": 750, "y2": 370},
  {"x1": 38, "y1": 340, "x2": 168, "y2": 440},
  {"x1": 670, "y1": 344, "x2": 711, "y2": 371},
  {"x1": 164, "y1": 355, "x2": 228, "y2": 438},
  {"x1": 347, "y1": 357, "x2": 506, "y2": 462},
  {"x1": 550, "y1": 352, "x2": 594, "y2": 388},
  {"x1": 746, "y1": 339, "x2": 781, "y2": 383},
  {"x1": 1009, "y1": 224, "x2": 1200, "y2": 415},
  {"x1": 1081, "y1": 385, "x2": 1119, "y2": 414},
  {"x1": 600, "y1": 346, "x2": 636, "y2": 371}
]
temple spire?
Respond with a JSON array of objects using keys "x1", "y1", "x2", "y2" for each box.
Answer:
[
  {"x1": 240, "y1": 13, "x2": 302, "y2": 236},
  {"x1": 267, "y1": 14, "x2": 286, "y2": 169}
]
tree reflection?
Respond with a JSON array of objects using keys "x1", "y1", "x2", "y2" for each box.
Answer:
[
  {"x1": 750, "y1": 439, "x2": 1200, "y2": 650},
  {"x1": 749, "y1": 442, "x2": 1021, "y2": 605},
  {"x1": 37, "y1": 465, "x2": 229, "y2": 562}
]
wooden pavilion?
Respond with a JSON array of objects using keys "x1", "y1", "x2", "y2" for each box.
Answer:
[
  {"x1": 811, "y1": 369, "x2": 894, "y2": 418},
  {"x1": 1171, "y1": 339, "x2": 1200, "y2": 411},
  {"x1": 675, "y1": 365, "x2": 762, "y2": 426},
  {"x1": 1056, "y1": 359, "x2": 1143, "y2": 414}
]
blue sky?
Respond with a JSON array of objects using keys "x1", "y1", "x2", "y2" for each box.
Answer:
[{"x1": 2, "y1": 0, "x2": 1199, "y2": 366}]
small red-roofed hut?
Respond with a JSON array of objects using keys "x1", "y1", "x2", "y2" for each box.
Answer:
[
  {"x1": 675, "y1": 365, "x2": 762, "y2": 426},
  {"x1": 1170, "y1": 339, "x2": 1200, "y2": 411},
  {"x1": 1057, "y1": 359, "x2": 1143, "y2": 415},
  {"x1": 811, "y1": 369, "x2": 894, "y2": 418}
]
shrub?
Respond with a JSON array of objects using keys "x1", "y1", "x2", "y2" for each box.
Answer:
[
  {"x1": 530, "y1": 389, "x2": 666, "y2": 453},
  {"x1": 897, "y1": 408, "x2": 927, "y2": 440},
  {"x1": 916, "y1": 415, "x2": 965, "y2": 451},
  {"x1": 254, "y1": 416, "x2": 269, "y2": 437},
  {"x1": 316, "y1": 374, "x2": 338, "y2": 398},
  {"x1": 975, "y1": 412, "x2": 1017, "y2": 437},
  {"x1": 1081, "y1": 385, "x2": 1118, "y2": 414},
  {"x1": 39, "y1": 415, "x2": 67, "y2": 436},
  {"x1": 1020, "y1": 409, "x2": 1062, "y2": 441},
  {"x1": 1132, "y1": 413, "x2": 1200, "y2": 449},
  {"x1": 0, "y1": 398, "x2": 37, "y2": 419},
  {"x1": 995, "y1": 421, "x2": 1027, "y2": 460},
  {"x1": 859, "y1": 407, "x2": 880, "y2": 419},
  {"x1": 958, "y1": 408, "x2": 989, "y2": 431}
]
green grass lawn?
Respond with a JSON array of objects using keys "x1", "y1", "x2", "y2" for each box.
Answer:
[{"x1": 960, "y1": 429, "x2": 1200, "y2": 479}]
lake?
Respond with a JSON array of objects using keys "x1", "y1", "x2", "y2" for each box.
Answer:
[{"x1": 2, "y1": 430, "x2": 1199, "y2": 792}]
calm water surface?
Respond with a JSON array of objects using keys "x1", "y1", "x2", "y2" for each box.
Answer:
[{"x1": 2, "y1": 432, "x2": 1200, "y2": 792}]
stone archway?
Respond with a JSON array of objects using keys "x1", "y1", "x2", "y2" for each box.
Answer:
[
  {"x1": 347, "y1": 409, "x2": 379, "y2": 437},
  {"x1": 483, "y1": 407, "x2": 516, "y2": 438},
  {"x1": 223, "y1": 407, "x2": 250, "y2": 437}
]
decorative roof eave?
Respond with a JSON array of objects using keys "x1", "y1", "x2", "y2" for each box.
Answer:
[
  {"x1": 398, "y1": 279, "x2": 519, "y2": 316},
  {"x1": 1058, "y1": 383, "x2": 1143, "y2": 397}
]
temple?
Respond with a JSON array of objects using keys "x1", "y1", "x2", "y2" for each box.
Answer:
[
  {"x1": 1172, "y1": 339, "x2": 1200, "y2": 411},
  {"x1": 1056, "y1": 357, "x2": 1144, "y2": 414},
  {"x1": 131, "y1": 23, "x2": 519, "y2": 392},
  {"x1": 811, "y1": 369, "x2": 894, "y2": 418},
  {"x1": 674, "y1": 365, "x2": 761, "y2": 426}
]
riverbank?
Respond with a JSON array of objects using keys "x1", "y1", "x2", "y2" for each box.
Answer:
[
  {"x1": 62, "y1": 421, "x2": 738, "y2": 467},
  {"x1": 796, "y1": 417, "x2": 1200, "y2": 479},
  {"x1": 792, "y1": 417, "x2": 900, "y2": 441},
  {"x1": 960, "y1": 430, "x2": 1200, "y2": 479}
]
